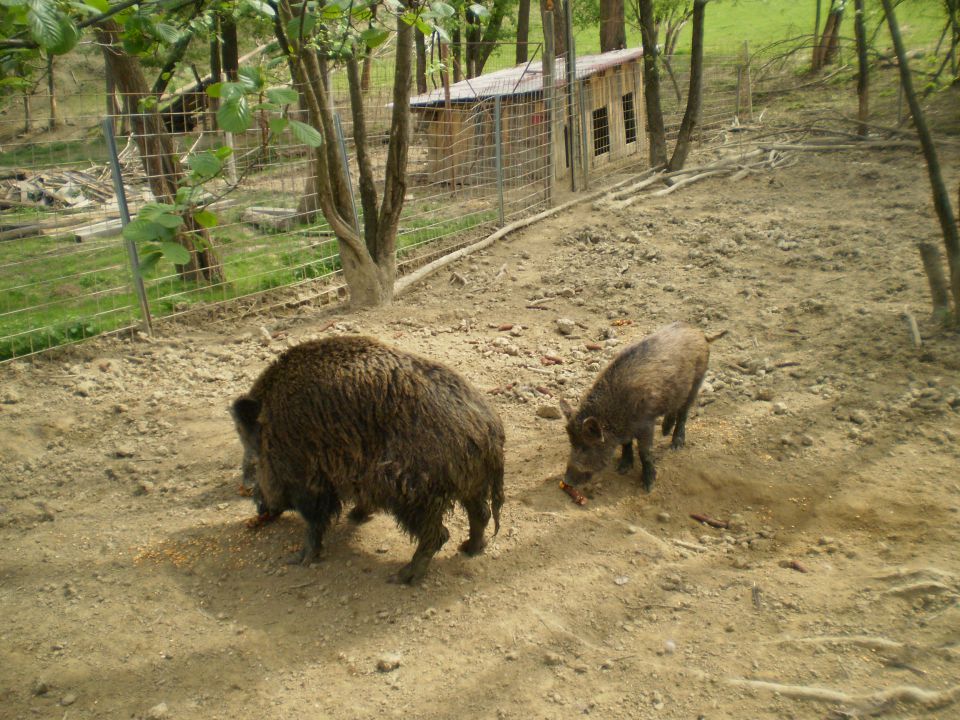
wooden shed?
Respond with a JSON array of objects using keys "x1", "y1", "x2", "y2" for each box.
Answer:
[{"x1": 409, "y1": 48, "x2": 645, "y2": 187}]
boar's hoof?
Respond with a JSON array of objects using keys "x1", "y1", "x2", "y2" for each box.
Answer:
[
  {"x1": 284, "y1": 547, "x2": 320, "y2": 566},
  {"x1": 616, "y1": 457, "x2": 634, "y2": 474},
  {"x1": 458, "y1": 537, "x2": 487, "y2": 556},
  {"x1": 347, "y1": 506, "x2": 374, "y2": 524},
  {"x1": 641, "y1": 466, "x2": 656, "y2": 493},
  {"x1": 394, "y1": 561, "x2": 429, "y2": 585}
]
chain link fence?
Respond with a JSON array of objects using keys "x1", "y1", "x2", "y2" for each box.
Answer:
[{"x1": 1, "y1": 46, "x2": 815, "y2": 362}]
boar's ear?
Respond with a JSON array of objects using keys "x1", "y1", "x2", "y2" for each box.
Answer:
[
  {"x1": 581, "y1": 417, "x2": 604, "y2": 444},
  {"x1": 231, "y1": 396, "x2": 262, "y2": 433},
  {"x1": 559, "y1": 398, "x2": 575, "y2": 421}
]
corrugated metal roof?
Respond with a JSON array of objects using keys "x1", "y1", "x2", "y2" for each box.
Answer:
[{"x1": 409, "y1": 47, "x2": 644, "y2": 107}]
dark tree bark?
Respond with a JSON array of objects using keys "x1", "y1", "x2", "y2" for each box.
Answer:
[
  {"x1": 880, "y1": 0, "x2": 960, "y2": 317},
  {"x1": 152, "y1": 29, "x2": 195, "y2": 95},
  {"x1": 46, "y1": 55, "x2": 58, "y2": 130},
  {"x1": 95, "y1": 20, "x2": 224, "y2": 284},
  {"x1": 452, "y1": 22, "x2": 463, "y2": 82},
  {"x1": 854, "y1": 0, "x2": 869, "y2": 135},
  {"x1": 516, "y1": 0, "x2": 531, "y2": 64},
  {"x1": 812, "y1": 0, "x2": 822, "y2": 68},
  {"x1": 813, "y1": 2, "x2": 843, "y2": 71},
  {"x1": 600, "y1": 0, "x2": 627, "y2": 52},
  {"x1": 668, "y1": 0, "x2": 706, "y2": 172},
  {"x1": 221, "y1": 16, "x2": 239, "y2": 81},
  {"x1": 474, "y1": 0, "x2": 510, "y2": 75},
  {"x1": 415, "y1": 28, "x2": 427, "y2": 94},
  {"x1": 541, "y1": 0, "x2": 566, "y2": 57},
  {"x1": 638, "y1": 0, "x2": 667, "y2": 166}
]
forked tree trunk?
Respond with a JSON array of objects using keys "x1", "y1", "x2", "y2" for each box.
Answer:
[
  {"x1": 813, "y1": 5, "x2": 843, "y2": 71},
  {"x1": 95, "y1": 20, "x2": 224, "y2": 284},
  {"x1": 853, "y1": 0, "x2": 869, "y2": 136},
  {"x1": 276, "y1": 1, "x2": 412, "y2": 307},
  {"x1": 668, "y1": 0, "x2": 706, "y2": 171},
  {"x1": 880, "y1": 0, "x2": 960, "y2": 318},
  {"x1": 638, "y1": 0, "x2": 667, "y2": 166}
]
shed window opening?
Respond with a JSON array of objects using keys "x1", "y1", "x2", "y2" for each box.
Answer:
[
  {"x1": 622, "y1": 92, "x2": 637, "y2": 145},
  {"x1": 592, "y1": 106, "x2": 610, "y2": 156}
]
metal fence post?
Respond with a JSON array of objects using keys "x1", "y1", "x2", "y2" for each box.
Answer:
[
  {"x1": 543, "y1": 9, "x2": 556, "y2": 206},
  {"x1": 101, "y1": 116, "x2": 153, "y2": 336},
  {"x1": 494, "y1": 96, "x2": 505, "y2": 225},
  {"x1": 564, "y1": 0, "x2": 579, "y2": 192}
]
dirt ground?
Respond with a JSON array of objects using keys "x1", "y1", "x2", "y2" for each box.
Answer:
[{"x1": 3, "y1": 97, "x2": 960, "y2": 720}]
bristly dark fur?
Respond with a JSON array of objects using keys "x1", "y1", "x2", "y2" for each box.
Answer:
[
  {"x1": 231, "y1": 335, "x2": 505, "y2": 584},
  {"x1": 561, "y1": 322, "x2": 719, "y2": 493}
]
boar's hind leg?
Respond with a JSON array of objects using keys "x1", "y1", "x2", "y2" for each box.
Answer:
[
  {"x1": 347, "y1": 505, "x2": 374, "y2": 524},
  {"x1": 637, "y1": 424, "x2": 656, "y2": 493},
  {"x1": 459, "y1": 494, "x2": 491, "y2": 556},
  {"x1": 671, "y1": 379, "x2": 705, "y2": 450},
  {"x1": 395, "y1": 502, "x2": 450, "y2": 584},
  {"x1": 288, "y1": 486, "x2": 340, "y2": 565},
  {"x1": 617, "y1": 441, "x2": 635, "y2": 474}
]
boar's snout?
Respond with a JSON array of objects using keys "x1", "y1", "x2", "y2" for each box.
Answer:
[{"x1": 563, "y1": 464, "x2": 593, "y2": 486}]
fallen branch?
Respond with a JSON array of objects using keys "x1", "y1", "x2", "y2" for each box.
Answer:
[{"x1": 728, "y1": 678, "x2": 960, "y2": 714}]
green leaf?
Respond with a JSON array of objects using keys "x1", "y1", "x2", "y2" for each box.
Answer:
[
  {"x1": 238, "y1": 65, "x2": 264, "y2": 92},
  {"x1": 0, "y1": 0, "x2": 29, "y2": 6},
  {"x1": 192, "y1": 209, "x2": 218, "y2": 228},
  {"x1": 83, "y1": 0, "x2": 109, "y2": 11},
  {"x1": 288, "y1": 119, "x2": 323, "y2": 147},
  {"x1": 138, "y1": 249, "x2": 163, "y2": 274},
  {"x1": 414, "y1": 17, "x2": 432, "y2": 36},
  {"x1": 188, "y1": 151, "x2": 222, "y2": 178},
  {"x1": 27, "y1": 0, "x2": 68, "y2": 51},
  {"x1": 360, "y1": 27, "x2": 390, "y2": 50},
  {"x1": 217, "y1": 95, "x2": 251, "y2": 133},
  {"x1": 266, "y1": 86, "x2": 299, "y2": 105},
  {"x1": 123, "y1": 219, "x2": 163, "y2": 243},
  {"x1": 268, "y1": 117, "x2": 289, "y2": 135},
  {"x1": 160, "y1": 241, "x2": 192, "y2": 265},
  {"x1": 151, "y1": 22, "x2": 182, "y2": 45},
  {"x1": 213, "y1": 145, "x2": 234, "y2": 160},
  {"x1": 286, "y1": 13, "x2": 316, "y2": 41},
  {"x1": 430, "y1": 1, "x2": 455, "y2": 18},
  {"x1": 241, "y1": 0, "x2": 275, "y2": 17},
  {"x1": 468, "y1": 3, "x2": 490, "y2": 19},
  {"x1": 206, "y1": 82, "x2": 224, "y2": 99}
]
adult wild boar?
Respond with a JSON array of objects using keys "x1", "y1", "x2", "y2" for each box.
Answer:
[
  {"x1": 231, "y1": 335, "x2": 505, "y2": 584},
  {"x1": 560, "y1": 322, "x2": 725, "y2": 492}
]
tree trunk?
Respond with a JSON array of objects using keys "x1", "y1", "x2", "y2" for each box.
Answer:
[
  {"x1": 47, "y1": 55, "x2": 58, "y2": 130},
  {"x1": 668, "y1": 0, "x2": 706, "y2": 172},
  {"x1": 465, "y1": 10, "x2": 481, "y2": 78},
  {"x1": 361, "y1": 51, "x2": 372, "y2": 93},
  {"x1": 209, "y1": 16, "x2": 222, "y2": 126},
  {"x1": 854, "y1": 0, "x2": 869, "y2": 136},
  {"x1": 22, "y1": 90, "x2": 31, "y2": 133},
  {"x1": 541, "y1": 0, "x2": 566, "y2": 58},
  {"x1": 814, "y1": 5, "x2": 843, "y2": 71},
  {"x1": 95, "y1": 20, "x2": 224, "y2": 284},
  {"x1": 221, "y1": 17, "x2": 239, "y2": 81},
  {"x1": 452, "y1": 22, "x2": 463, "y2": 82},
  {"x1": 812, "y1": 0, "x2": 822, "y2": 69},
  {"x1": 516, "y1": 0, "x2": 531, "y2": 64},
  {"x1": 638, "y1": 0, "x2": 667, "y2": 166},
  {"x1": 600, "y1": 0, "x2": 627, "y2": 52},
  {"x1": 881, "y1": 0, "x2": 960, "y2": 317},
  {"x1": 475, "y1": 0, "x2": 510, "y2": 75},
  {"x1": 415, "y1": 29, "x2": 428, "y2": 94}
]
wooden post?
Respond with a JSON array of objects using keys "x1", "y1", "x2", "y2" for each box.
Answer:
[
  {"x1": 741, "y1": 40, "x2": 752, "y2": 121},
  {"x1": 563, "y1": 0, "x2": 579, "y2": 191}
]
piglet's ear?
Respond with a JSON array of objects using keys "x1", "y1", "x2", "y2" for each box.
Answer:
[
  {"x1": 231, "y1": 396, "x2": 261, "y2": 432},
  {"x1": 581, "y1": 417, "x2": 604, "y2": 444},
  {"x1": 559, "y1": 398, "x2": 575, "y2": 421}
]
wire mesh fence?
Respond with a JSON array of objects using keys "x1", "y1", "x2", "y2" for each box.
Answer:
[{"x1": 1, "y1": 44, "x2": 836, "y2": 362}]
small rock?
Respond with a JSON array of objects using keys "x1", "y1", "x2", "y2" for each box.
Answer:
[
  {"x1": 544, "y1": 651, "x2": 564, "y2": 666},
  {"x1": 555, "y1": 318, "x2": 576, "y2": 336},
  {"x1": 377, "y1": 653, "x2": 402, "y2": 672},
  {"x1": 112, "y1": 445, "x2": 136, "y2": 459},
  {"x1": 772, "y1": 402, "x2": 788, "y2": 415},
  {"x1": 1, "y1": 389, "x2": 20, "y2": 404},
  {"x1": 849, "y1": 409, "x2": 870, "y2": 425},
  {"x1": 662, "y1": 640, "x2": 676, "y2": 655},
  {"x1": 32, "y1": 680, "x2": 48, "y2": 696},
  {"x1": 755, "y1": 388, "x2": 774, "y2": 401},
  {"x1": 60, "y1": 693, "x2": 77, "y2": 707},
  {"x1": 613, "y1": 575, "x2": 629, "y2": 586},
  {"x1": 799, "y1": 434, "x2": 815, "y2": 447},
  {"x1": 74, "y1": 381, "x2": 95, "y2": 397},
  {"x1": 535, "y1": 404, "x2": 562, "y2": 420},
  {"x1": 656, "y1": 511, "x2": 671, "y2": 523},
  {"x1": 146, "y1": 702, "x2": 169, "y2": 719}
]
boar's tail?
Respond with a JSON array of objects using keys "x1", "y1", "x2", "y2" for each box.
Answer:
[
  {"x1": 491, "y1": 466, "x2": 505, "y2": 537},
  {"x1": 705, "y1": 330, "x2": 729, "y2": 344}
]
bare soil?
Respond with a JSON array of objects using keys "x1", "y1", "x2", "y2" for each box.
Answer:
[{"x1": 2, "y1": 108, "x2": 960, "y2": 720}]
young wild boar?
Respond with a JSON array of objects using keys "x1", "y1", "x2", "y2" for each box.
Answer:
[
  {"x1": 231, "y1": 335, "x2": 505, "y2": 584},
  {"x1": 560, "y1": 322, "x2": 725, "y2": 493}
]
